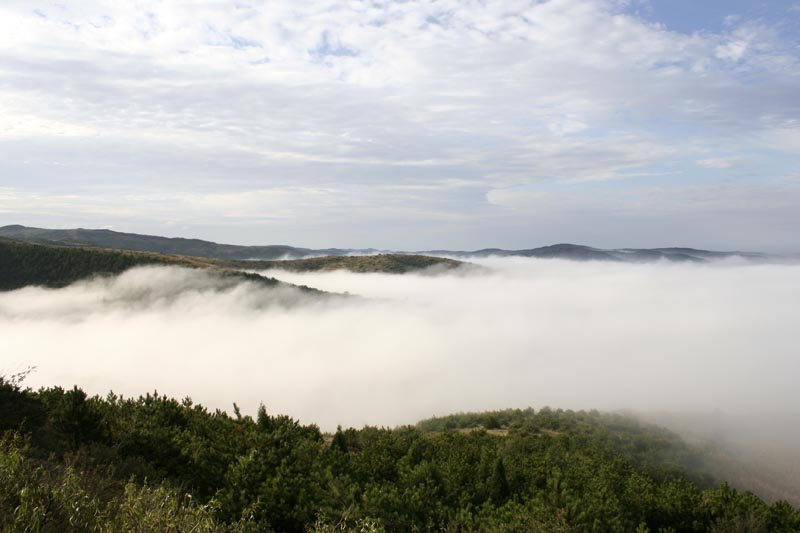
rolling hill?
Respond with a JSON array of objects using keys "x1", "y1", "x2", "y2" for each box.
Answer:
[
  {"x1": 0, "y1": 234, "x2": 467, "y2": 296},
  {"x1": 0, "y1": 225, "x2": 768, "y2": 263},
  {"x1": 0, "y1": 237, "x2": 313, "y2": 292}
]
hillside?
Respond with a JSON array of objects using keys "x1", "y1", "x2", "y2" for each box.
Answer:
[
  {"x1": 0, "y1": 238, "x2": 306, "y2": 292},
  {"x1": 227, "y1": 253, "x2": 465, "y2": 274},
  {"x1": 1, "y1": 378, "x2": 797, "y2": 532},
  {"x1": 0, "y1": 237, "x2": 462, "y2": 293}
]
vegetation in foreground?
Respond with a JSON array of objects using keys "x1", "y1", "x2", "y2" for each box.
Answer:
[{"x1": 1, "y1": 374, "x2": 798, "y2": 532}]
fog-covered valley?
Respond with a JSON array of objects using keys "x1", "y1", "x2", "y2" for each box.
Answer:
[{"x1": 3, "y1": 257, "x2": 797, "y2": 428}]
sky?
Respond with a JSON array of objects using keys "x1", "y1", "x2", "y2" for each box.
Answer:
[{"x1": 0, "y1": 0, "x2": 798, "y2": 252}]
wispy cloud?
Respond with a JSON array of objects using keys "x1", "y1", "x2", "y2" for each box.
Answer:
[{"x1": 0, "y1": 1, "x2": 797, "y2": 248}]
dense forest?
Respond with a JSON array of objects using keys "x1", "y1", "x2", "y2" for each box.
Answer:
[{"x1": 1, "y1": 373, "x2": 798, "y2": 532}]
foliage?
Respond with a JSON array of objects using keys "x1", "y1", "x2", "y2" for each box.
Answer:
[
  {"x1": 0, "y1": 433, "x2": 254, "y2": 532},
  {"x1": 1, "y1": 379, "x2": 798, "y2": 532}
]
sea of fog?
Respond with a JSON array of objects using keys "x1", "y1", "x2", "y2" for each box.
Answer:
[{"x1": 2, "y1": 257, "x2": 799, "y2": 432}]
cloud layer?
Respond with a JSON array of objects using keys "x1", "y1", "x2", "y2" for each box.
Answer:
[
  {"x1": 2, "y1": 259, "x2": 799, "y2": 431},
  {"x1": 0, "y1": 1, "x2": 798, "y2": 250}
]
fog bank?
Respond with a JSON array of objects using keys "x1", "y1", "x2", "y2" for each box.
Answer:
[{"x1": 2, "y1": 259, "x2": 799, "y2": 432}]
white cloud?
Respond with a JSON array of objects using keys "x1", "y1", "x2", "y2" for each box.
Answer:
[
  {"x1": 716, "y1": 40, "x2": 748, "y2": 62},
  {"x1": 0, "y1": 1, "x2": 794, "y2": 162},
  {"x1": 4, "y1": 260, "x2": 800, "y2": 431},
  {"x1": 697, "y1": 158, "x2": 736, "y2": 169}
]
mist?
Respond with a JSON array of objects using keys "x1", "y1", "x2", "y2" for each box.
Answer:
[{"x1": 2, "y1": 258, "x2": 799, "y2": 434}]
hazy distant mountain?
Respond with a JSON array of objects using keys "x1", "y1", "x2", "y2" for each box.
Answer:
[
  {"x1": 423, "y1": 243, "x2": 620, "y2": 261},
  {"x1": 421, "y1": 243, "x2": 766, "y2": 262},
  {"x1": 0, "y1": 225, "x2": 766, "y2": 263}
]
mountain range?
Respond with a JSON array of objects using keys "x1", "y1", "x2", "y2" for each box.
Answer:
[{"x1": 0, "y1": 224, "x2": 767, "y2": 263}]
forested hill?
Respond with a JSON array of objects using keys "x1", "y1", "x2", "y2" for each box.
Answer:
[
  {"x1": 0, "y1": 238, "x2": 294, "y2": 292},
  {"x1": 228, "y1": 253, "x2": 465, "y2": 274},
  {"x1": 0, "y1": 227, "x2": 466, "y2": 278},
  {"x1": 1, "y1": 378, "x2": 797, "y2": 532},
  {"x1": 0, "y1": 238, "x2": 462, "y2": 292}
]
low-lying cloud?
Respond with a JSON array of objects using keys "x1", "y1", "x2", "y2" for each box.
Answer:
[{"x1": 2, "y1": 259, "x2": 799, "y2": 433}]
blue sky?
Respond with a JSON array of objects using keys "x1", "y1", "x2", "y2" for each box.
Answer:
[
  {"x1": 0, "y1": 0, "x2": 798, "y2": 251},
  {"x1": 637, "y1": 0, "x2": 797, "y2": 33}
]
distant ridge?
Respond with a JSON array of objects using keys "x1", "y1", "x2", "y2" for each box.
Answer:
[
  {"x1": 0, "y1": 225, "x2": 767, "y2": 263},
  {"x1": 0, "y1": 224, "x2": 375, "y2": 260},
  {"x1": 421, "y1": 243, "x2": 766, "y2": 262}
]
